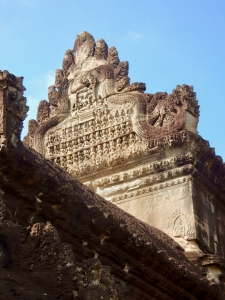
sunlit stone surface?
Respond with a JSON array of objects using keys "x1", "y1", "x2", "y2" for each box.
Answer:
[{"x1": 24, "y1": 32, "x2": 225, "y2": 282}]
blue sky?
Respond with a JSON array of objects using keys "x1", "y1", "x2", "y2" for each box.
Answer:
[{"x1": 1, "y1": 0, "x2": 225, "y2": 160}]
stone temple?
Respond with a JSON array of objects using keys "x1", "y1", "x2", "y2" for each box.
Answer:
[{"x1": 0, "y1": 31, "x2": 225, "y2": 298}]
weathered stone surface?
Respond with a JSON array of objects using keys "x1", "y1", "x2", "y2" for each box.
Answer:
[
  {"x1": 23, "y1": 32, "x2": 225, "y2": 273},
  {"x1": 0, "y1": 69, "x2": 28, "y2": 148},
  {"x1": 198, "y1": 255, "x2": 225, "y2": 286},
  {"x1": 0, "y1": 221, "x2": 122, "y2": 299},
  {"x1": 24, "y1": 32, "x2": 199, "y2": 161},
  {"x1": 0, "y1": 70, "x2": 223, "y2": 298},
  {"x1": 0, "y1": 132, "x2": 222, "y2": 299}
]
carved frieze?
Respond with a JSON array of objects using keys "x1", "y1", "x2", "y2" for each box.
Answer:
[
  {"x1": 92, "y1": 153, "x2": 193, "y2": 186},
  {"x1": 110, "y1": 176, "x2": 191, "y2": 203}
]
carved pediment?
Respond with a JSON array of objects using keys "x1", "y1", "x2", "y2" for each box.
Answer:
[{"x1": 24, "y1": 31, "x2": 199, "y2": 179}]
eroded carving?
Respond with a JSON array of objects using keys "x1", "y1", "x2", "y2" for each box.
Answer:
[
  {"x1": 24, "y1": 32, "x2": 199, "y2": 182},
  {"x1": 0, "y1": 70, "x2": 28, "y2": 147},
  {"x1": 168, "y1": 209, "x2": 195, "y2": 239}
]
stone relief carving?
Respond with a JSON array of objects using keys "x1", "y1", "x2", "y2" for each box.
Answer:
[
  {"x1": 109, "y1": 176, "x2": 191, "y2": 203},
  {"x1": 168, "y1": 209, "x2": 195, "y2": 240},
  {"x1": 24, "y1": 32, "x2": 199, "y2": 181},
  {"x1": 22, "y1": 32, "x2": 225, "y2": 261},
  {"x1": 93, "y1": 153, "x2": 193, "y2": 189},
  {"x1": 0, "y1": 70, "x2": 28, "y2": 148},
  {"x1": 99, "y1": 178, "x2": 144, "y2": 197}
]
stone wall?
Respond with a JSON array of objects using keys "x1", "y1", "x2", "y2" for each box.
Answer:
[{"x1": 0, "y1": 70, "x2": 224, "y2": 298}]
